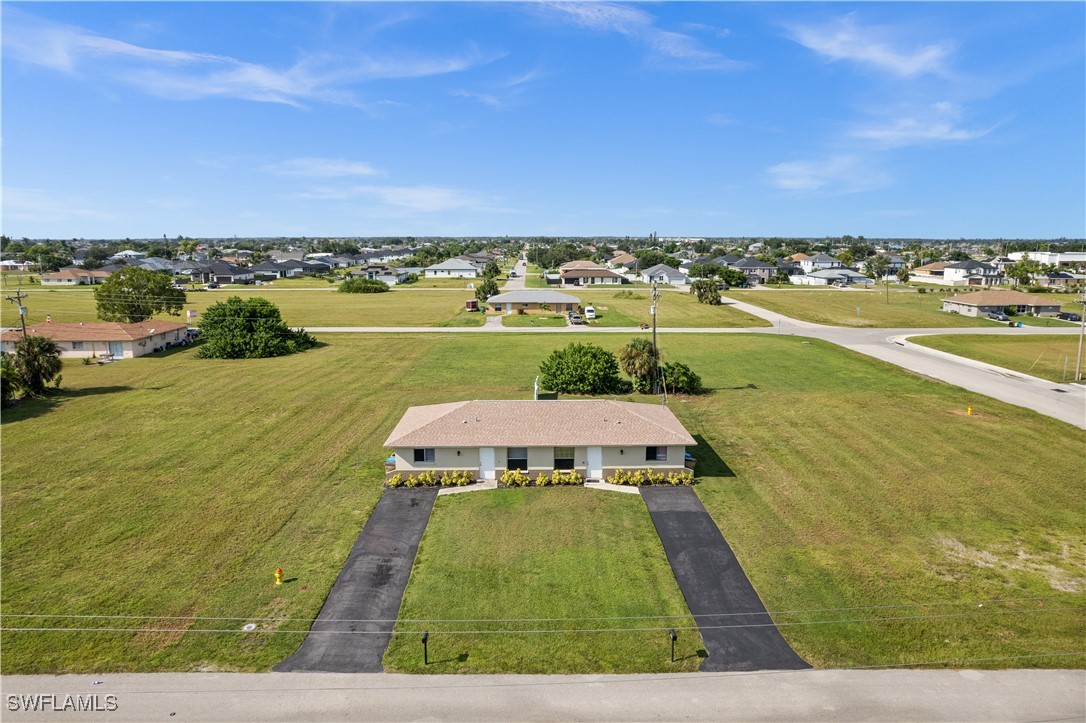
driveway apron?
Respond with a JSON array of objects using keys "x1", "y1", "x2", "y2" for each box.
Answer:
[
  {"x1": 641, "y1": 486, "x2": 809, "y2": 672},
  {"x1": 275, "y1": 487, "x2": 439, "y2": 673}
]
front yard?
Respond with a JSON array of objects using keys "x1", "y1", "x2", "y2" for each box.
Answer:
[{"x1": 909, "y1": 334, "x2": 1084, "y2": 382}]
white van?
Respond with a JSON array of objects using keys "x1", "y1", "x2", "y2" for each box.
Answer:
[{"x1": 584, "y1": 306, "x2": 596, "y2": 320}]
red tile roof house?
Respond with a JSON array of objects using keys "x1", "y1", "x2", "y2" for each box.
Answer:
[
  {"x1": 1, "y1": 320, "x2": 189, "y2": 360},
  {"x1": 384, "y1": 400, "x2": 696, "y2": 483}
]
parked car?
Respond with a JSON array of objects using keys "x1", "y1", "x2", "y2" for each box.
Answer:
[
  {"x1": 987, "y1": 311, "x2": 1009, "y2": 321},
  {"x1": 569, "y1": 313, "x2": 583, "y2": 325},
  {"x1": 1056, "y1": 311, "x2": 1082, "y2": 321},
  {"x1": 584, "y1": 306, "x2": 596, "y2": 320},
  {"x1": 206, "y1": 282, "x2": 220, "y2": 289},
  {"x1": 508, "y1": 271, "x2": 518, "y2": 278}
]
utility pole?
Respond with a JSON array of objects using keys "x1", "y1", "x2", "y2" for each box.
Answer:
[
  {"x1": 651, "y1": 281, "x2": 660, "y2": 394},
  {"x1": 5, "y1": 288, "x2": 30, "y2": 339},
  {"x1": 1075, "y1": 292, "x2": 1085, "y2": 382}
]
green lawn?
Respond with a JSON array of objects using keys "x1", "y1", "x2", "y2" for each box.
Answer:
[
  {"x1": 0, "y1": 288, "x2": 485, "y2": 328},
  {"x1": 726, "y1": 289, "x2": 1082, "y2": 328},
  {"x1": 909, "y1": 334, "x2": 1084, "y2": 383},
  {"x1": 383, "y1": 489, "x2": 701, "y2": 674},
  {"x1": 2, "y1": 333, "x2": 1081, "y2": 673},
  {"x1": 501, "y1": 313, "x2": 568, "y2": 327},
  {"x1": 577, "y1": 288, "x2": 769, "y2": 328}
]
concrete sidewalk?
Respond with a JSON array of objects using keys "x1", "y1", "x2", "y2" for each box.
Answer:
[
  {"x1": 274, "y1": 488, "x2": 438, "y2": 673},
  {"x1": 641, "y1": 486, "x2": 809, "y2": 672}
]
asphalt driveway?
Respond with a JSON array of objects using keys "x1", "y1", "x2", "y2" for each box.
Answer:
[
  {"x1": 275, "y1": 487, "x2": 439, "y2": 673},
  {"x1": 641, "y1": 486, "x2": 809, "y2": 672}
]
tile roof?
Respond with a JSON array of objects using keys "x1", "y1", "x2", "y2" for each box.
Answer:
[
  {"x1": 2, "y1": 320, "x2": 188, "y2": 343},
  {"x1": 944, "y1": 290, "x2": 1061, "y2": 307},
  {"x1": 560, "y1": 268, "x2": 624, "y2": 279},
  {"x1": 559, "y1": 260, "x2": 605, "y2": 270},
  {"x1": 641, "y1": 263, "x2": 684, "y2": 275},
  {"x1": 385, "y1": 400, "x2": 696, "y2": 448},
  {"x1": 912, "y1": 262, "x2": 950, "y2": 274}
]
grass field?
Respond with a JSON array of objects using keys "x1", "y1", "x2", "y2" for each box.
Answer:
[
  {"x1": 909, "y1": 334, "x2": 1084, "y2": 383},
  {"x1": 0, "y1": 288, "x2": 485, "y2": 328},
  {"x1": 577, "y1": 288, "x2": 769, "y2": 328},
  {"x1": 501, "y1": 313, "x2": 568, "y2": 327},
  {"x1": 382, "y1": 489, "x2": 702, "y2": 674},
  {"x1": 727, "y1": 288, "x2": 1082, "y2": 328},
  {"x1": 2, "y1": 333, "x2": 1081, "y2": 673}
]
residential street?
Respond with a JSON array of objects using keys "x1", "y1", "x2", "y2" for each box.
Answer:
[{"x1": 3, "y1": 669, "x2": 1082, "y2": 721}]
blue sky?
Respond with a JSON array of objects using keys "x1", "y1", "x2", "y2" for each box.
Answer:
[{"x1": 3, "y1": 2, "x2": 1083, "y2": 239}]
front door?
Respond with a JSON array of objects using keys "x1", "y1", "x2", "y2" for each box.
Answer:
[
  {"x1": 587, "y1": 447, "x2": 603, "y2": 481},
  {"x1": 108, "y1": 341, "x2": 124, "y2": 359},
  {"x1": 479, "y1": 447, "x2": 496, "y2": 480}
]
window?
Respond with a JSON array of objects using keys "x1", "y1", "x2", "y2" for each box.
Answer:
[
  {"x1": 413, "y1": 448, "x2": 436, "y2": 464},
  {"x1": 646, "y1": 446, "x2": 667, "y2": 461},
  {"x1": 72, "y1": 341, "x2": 84, "y2": 350},
  {"x1": 553, "y1": 446, "x2": 575, "y2": 470},
  {"x1": 507, "y1": 447, "x2": 528, "y2": 471}
]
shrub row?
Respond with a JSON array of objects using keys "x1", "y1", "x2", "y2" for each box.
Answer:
[
  {"x1": 386, "y1": 470, "x2": 475, "y2": 488},
  {"x1": 499, "y1": 469, "x2": 584, "y2": 487},
  {"x1": 607, "y1": 468, "x2": 694, "y2": 486}
]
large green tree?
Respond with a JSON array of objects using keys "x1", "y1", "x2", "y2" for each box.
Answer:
[
  {"x1": 196, "y1": 297, "x2": 317, "y2": 359},
  {"x1": 618, "y1": 337, "x2": 656, "y2": 393},
  {"x1": 12, "y1": 335, "x2": 63, "y2": 396},
  {"x1": 1006, "y1": 254, "x2": 1040, "y2": 288},
  {"x1": 483, "y1": 260, "x2": 501, "y2": 278},
  {"x1": 95, "y1": 266, "x2": 186, "y2": 323},
  {"x1": 475, "y1": 277, "x2": 500, "y2": 303},
  {"x1": 634, "y1": 250, "x2": 680, "y2": 271},
  {"x1": 660, "y1": 361, "x2": 704, "y2": 394},
  {"x1": 539, "y1": 343, "x2": 627, "y2": 395},
  {"x1": 1, "y1": 353, "x2": 20, "y2": 407}
]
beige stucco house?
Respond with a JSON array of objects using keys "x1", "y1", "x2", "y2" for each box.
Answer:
[
  {"x1": 485, "y1": 290, "x2": 580, "y2": 314},
  {"x1": 1, "y1": 320, "x2": 190, "y2": 360},
  {"x1": 384, "y1": 399, "x2": 696, "y2": 482},
  {"x1": 941, "y1": 290, "x2": 1062, "y2": 318}
]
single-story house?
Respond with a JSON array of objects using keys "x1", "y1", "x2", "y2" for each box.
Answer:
[
  {"x1": 247, "y1": 260, "x2": 290, "y2": 280},
  {"x1": 424, "y1": 258, "x2": 480, "y2": 278},
  {"x1": 607, "y1": 252, "x2": 637, "y2": 269},
  {"x1": 352, "y1": 264, "x2": 409, "y2": 286},
  {"x1": 941, "y1": 290, "x2": 1062, "y2": 317},
  {"x1": 640, "y1": 264, "x2": 689, "y2": 285},
  {"x1": 486, "y1": 290, "x2": 580, "y2": 314},
  {"x1": 1, "y1": 320, "x2": 190, "y2": 360},
  {"x1": 792, "y1": 269, "x2": 872, "y2": 286},
  {"x1": 560, "y1": 268, "x2": 628, "y2": 286},
  {"x1": 909, "y1": 262, "x2": 951, "y2": 284},
  {"x1": 384, "y1": 399, "x2": 696, "y2": 482},
  {"x1": 0, "y1": 260, "x2": 35, "y2": 271},
  {"x1": 798, "y1": 253, "x2": 843, "y2": 273},
  {"x1": 40, "y1": 269, "x2": 111, "y2": 286},
  {"x1": 559, "y1": 260, "x2": 606, "y2": 273}
]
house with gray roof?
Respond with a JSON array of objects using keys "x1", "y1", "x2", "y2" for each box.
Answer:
[
  {"x1": 798, "y1": 253, "x2": 843, "y2": 273},
  {"x1": 424, "y1": 258, "x2": 480, "y2": 278},
  {"x1": 384, "y1": 400, "x2": 696, "y2": 482},
  {"x1": 486, "y1": 290, "x2": 580, "y2": 314},
  {"x1": 732, "y1": 257, "x2": 777, "y2": 284},
  {"x1": 639, "y1": 264, "x2": 689, "y2": 285},
  {"x1": 792, "y1": 268, "x2": 872, "y2": 286}
]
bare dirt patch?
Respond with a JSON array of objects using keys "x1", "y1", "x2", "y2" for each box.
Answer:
[{"x1": 937, "y1": 535, "x2": 1085, "y2": 592}]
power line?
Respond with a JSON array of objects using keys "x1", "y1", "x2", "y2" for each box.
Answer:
[
  {"x1": 2, "y1": 606, "x2": 1079, "y2": 636},
  {"x1": 0, "y1": 595, "x2": 1069, "y2": 625}
]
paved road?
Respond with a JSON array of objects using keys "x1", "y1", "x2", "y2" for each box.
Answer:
[
  {"x1": 4, "y1": 669, "x2": 1082, "y2": 721},
  {"x1": 502, "y1": 258, "x2": 528, "y2": 289},
  {"x1": 275, "y1": 488, "x2": 438, "y2": 673},
  {"x1": 641, "y1": 487, "x2": 809, "y2": 672}
]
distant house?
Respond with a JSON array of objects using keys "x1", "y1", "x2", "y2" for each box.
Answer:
[
  {"x1": 352, "y1": 264, "x2": 410, "y2": 286},
  {"x1": 941, "y1": 290, "x2": 1062, "y2": 317},
  {"x1": 909, "y1": 262, "x2": 951, "y2": 284},
  {"x1": 560, "y1": 268, "x2": 627, "y2": 286},
  {"x1": 486, "y1": 290, "x2": 580, "y2": 314},
  {"x1": 40, "y1": 269, "x2": 111, "y2": 286},
  {"x1": 1031, "y1": 271, "x2": 1078, "y2": 288},
  {"x1": 607, "y1": 252, "x2": 637, "y2": 269},
  {"x1": 793, "y1": 269, "x2": 872, "y2": 286},
  {"x1": 712, "y1": 254, "x2": 742, "y2": 267},
  {"x1": 942, "y1": 260, "x2": 1003, "y2": 287},
  {"x1": 0, "y1": 260, "x2": 35, "y2": 271},
  {"x1": 1, "y1": 320, "x2": 190, "y2": 360},
  {"x1": 109, "y1": 250, "x2": 146, "y2": 262},
  {"x1": 731, "y1": 257, "x2": 777, "y2": 284},
  {"x1": 639, "y1": 264, "x2": 688, "y2": 285},
  {"x1": 384, "y1": 399, "x2": 696, "y2": 482},
  {"x1": 798, "y1": 253, "x2": 843, "y2": 273},
  {"x1": 247, "y1": 260, "x2": 289, "y2": 280},
  {"x1": 424, "y1": 258, "x2": 480, "y2": 278},
  {"x1": 267, "y1": 250, "x2": 306, "y2": 262},
  {"x1": 789, "y1": 253, "x2": 811, "y2": 263}
]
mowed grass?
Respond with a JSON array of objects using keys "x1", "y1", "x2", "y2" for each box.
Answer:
[
  {"x1": 383, "y1": 489, "x2": 701, "y2": 674},
  {"x1": 0, "y1": 288, "x2": 484, "y2": 328},
  {"x1": 2, "y1": 333, "x2": 1082, "y2": 673},
  {"x1": 725, "y1": 289, "x2": 1010, "y2": 327},
  {"x1": 501, "y1": 313, "x2": 568, "y2": 327},
  {"x1": 909, "y1": 334, "x2": 1085, "y2": 383},
  {"x1": 577, "y1": 289, "x2": 769, "y2": 328}
]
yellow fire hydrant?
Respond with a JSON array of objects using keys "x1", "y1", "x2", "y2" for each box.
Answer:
[
  {"x1": 275, "y1": 567, "x2": 283, "y2": 586},
  {"x1": 967, "y1": 406, "x2": 973, "y2": 416}
]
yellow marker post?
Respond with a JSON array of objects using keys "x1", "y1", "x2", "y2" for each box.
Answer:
[
  {"x1": 275, "y1": 567, "x2": 283, "y2": 586},
  {"x1": 967, "y1": 406, "x2": 973, "y2": 416}
]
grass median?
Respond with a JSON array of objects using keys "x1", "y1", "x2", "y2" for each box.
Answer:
[{"x1": 909, "y1": 334, "x2": 1084, "y2": 382}]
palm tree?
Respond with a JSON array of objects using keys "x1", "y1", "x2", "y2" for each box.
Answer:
[
  {"x1": 13, "y1": 335, "x2": 62, "y2": 396},
  {"x1": 619, "y1": 337, "x2": 656, "y2": 393}
]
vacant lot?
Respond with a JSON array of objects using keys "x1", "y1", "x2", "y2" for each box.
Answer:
[
  {"x1": 725, "y1": 289, "x2": 1010, "y2": 327},
  {"x1": 2, "y1": 333, "x2": 1081, "y2": 673},
  {"x1": 0, "y1": 288, "x2": 485, "y2": 328},
  {"x1": 383, "y1": 489, "x2": 701, "y2": 674},
  {"x1": 910, "y1": 334, "x2": 1084, "y2": 383},
  {"x1": 577, "y1": 289, "x2": 769, "y2": 328}
]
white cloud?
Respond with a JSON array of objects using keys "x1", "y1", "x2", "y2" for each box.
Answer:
[
  {"x1": 850, "y1": 101, "x2": 994, "y2": 147},
  {"x1": 2, "y1": 9, "x2": 489, "y2": 107},
  {"x1": 789, "y1": 15, "x2": 953, "y2": 78},
  {"x1": 543, "y1": 2, "x2": 744, "y2": 71},
  {"x1": 265, "y1": 158, "x2": 383, "y2": 178},
  {"x1": 766, "y1": 155, "x2": 890, "y2": 194},
  {"x1": 450, "y1": 89, "x2": 505, "y2": 108}
]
